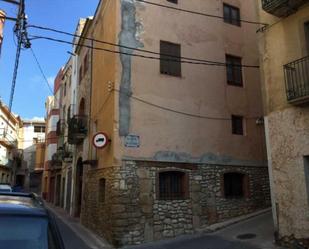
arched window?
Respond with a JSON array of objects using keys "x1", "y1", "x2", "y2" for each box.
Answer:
[
  {"x1": 223, "y1": 172, "x2": 249, "y2": 198},
  {"x1": 157, "y1": 171, "x2": 188, "y2": 200}
]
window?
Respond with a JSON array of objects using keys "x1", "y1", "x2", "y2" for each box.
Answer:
[
  {"x1": 158, "y1": 171, "x2": 188, "y2": 200},
  {"x1": 223, "y1": 172, "x2": 249, "y2": 198},
  {"x1": 304, "y1": 156, "x2": 309, "y2": 204},
  {"x1": 226, "y1": 55, "x2": 243, "y2": 86},
  {"x1": 232, "y1": 115, "x2": 244, "y2": 135},
  {"x1": 305, "y1": 22, "x2": 309, "y2": 55},
  {"x1": 34, "y1": 126, "x2": 45, "y2": 133},
  {"x1": 98, "y1": 178, "x2": 106, "y2": 202},
  {"x1": 64, "y1": 82, "x2": 67, "y2": 97},
  {"x1": 79, "y1": 66, "x2": 83, "y2": 83},
  {"x1": 83, "y1": 53, "x2": 89, "y2": 75},
  {"x1": 167, "y1": 0, "x2": 177, "y2": 3},
  {"x1": 223, "y1": 4, "x2": 241, "y2": 26},
  {"x1": 160, "y1": 41, "x2": 181, "y2": 77},
  {"x1": 0, "y1": 217, "x2": 49, "y2": 249}
]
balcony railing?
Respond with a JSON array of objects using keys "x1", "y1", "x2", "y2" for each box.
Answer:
[
  {"x1": 56, "y1": 119, "x2": 65, "y2": 136},
  {"x1": 261, "y1": 0, "x2": 308, "y2": 17},
  {"x1": 57, "y1": 143, "x2": 73, "y2": 162},
  {"x1": 284, "y1": 56, "x2": 309, "y2": 104},
  {"x1": 51, "y1": 152, "x2": 62, "y2": 168},
  {"x1": 68, "y1": 115, "x2": 87, "y2": 144}
]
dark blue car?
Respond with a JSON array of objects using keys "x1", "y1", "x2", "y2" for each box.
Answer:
[{"x1": 0, "y1": 192, "x2": 65, "y2": 249}]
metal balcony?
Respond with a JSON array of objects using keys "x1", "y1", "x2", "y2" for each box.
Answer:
[
  {"x1": 50, "y1": 152, "x2": 62, "y2": 168},
  {"x1": 284, "y1": 56, "x2": 309, "y2": 105},
  {"x1": 68, "y1": 115, "x2": 87, "y2": 145},
  {"x1": 261, "y1": 0, "x2": 309, "y2": 17},
  {"x1": 56, "y1": 143, "x2": 73, "y2": 163},
  {"x1": 56, "y1": 119, "x2": 65, "y2": 136}
]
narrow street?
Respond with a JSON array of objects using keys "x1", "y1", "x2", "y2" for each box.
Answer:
[
  {"x1": 55, "y1": 216, "x2": 92, "y2": 249},
  {"x1": 124, "y1": 211, "x2": 282, "y2": 249}
]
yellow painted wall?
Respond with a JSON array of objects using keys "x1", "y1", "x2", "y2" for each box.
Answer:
[
  {"x1": 90, "y1": 0, "x2": 120, "y2": 167},
  {"x1": 35, "y1": 143, "x2": 45, "y2": 170}
]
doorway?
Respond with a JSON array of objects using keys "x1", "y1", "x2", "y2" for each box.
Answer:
[{"x1": 75, "y1": 158, "x2": 83, "y2": 217}]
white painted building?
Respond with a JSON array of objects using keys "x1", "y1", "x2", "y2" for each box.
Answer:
[{"x1": 0, "y1": 101, "x2": 22, "y2": 184}]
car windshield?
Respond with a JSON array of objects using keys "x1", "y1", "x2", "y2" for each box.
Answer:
[{"x1": 0, "y1": 216, "x2": 49, "y2": 249}]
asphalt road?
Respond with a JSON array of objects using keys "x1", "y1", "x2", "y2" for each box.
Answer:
[
  {"x1": 125, "y1": 212, "x2": 281, "y2": 249},
  {"x1": 53, "y1": 210, "x2": 281, "y2": 249},
  {"x1": 126, "y1": 234, "x2": 260, "y2": 249},
  {"x1": 55, "y1": 216, "x2": 92, "y2": 249}
]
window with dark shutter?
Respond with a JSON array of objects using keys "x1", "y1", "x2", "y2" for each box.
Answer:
[
  {"x1": 79, "y1": 66, "x2": 83, "y2": 84},
  {"x1": 160, "y1": 41, "x2": 181, "y2": 77},
  {"x1": 226, "y1": 55, "x2": 243, "y2": 86},
  {"x1": 83, "y1": 53, "x2": 89, "y2": 75},
  {"x1": 232, "y1": 115, "x2": 244, "y2": 135},
  {"x1": 158, "y1": 171, "x2": 188, "y2": 200},
  {"x1": 223, "y1": 4, "x2": 241, "y2": 26},
  {"x1": 224, "y1": 172, "x2": 246, "y2": 198},
  {"x1": 167, "y1": 0, "x2": 178, "y2": 3}
]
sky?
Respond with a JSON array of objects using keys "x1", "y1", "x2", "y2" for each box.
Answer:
[{"x1": 0, "y1": 0, "x2": 99, "y2": 119}]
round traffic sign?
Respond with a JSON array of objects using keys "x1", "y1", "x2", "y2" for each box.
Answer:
[{"x1": 93, "y1": 132, "x2": 109, "y2": 149}]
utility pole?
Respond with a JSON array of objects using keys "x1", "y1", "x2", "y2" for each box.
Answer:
[
  {"x1": 4, "y1": 0, "x2": 30, "y2": 135},
  {"x1": 7, "y1": 0, "x2": 31, "y2": 112}
]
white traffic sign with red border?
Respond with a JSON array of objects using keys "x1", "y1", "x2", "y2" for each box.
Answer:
[{"x1": 92, "y1": 132, "x2": 109, "y2": 149}]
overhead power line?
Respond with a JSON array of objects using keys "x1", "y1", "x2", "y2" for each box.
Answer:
[
  {"x1": 29, "y1": 34, "x2": 259, "y2": 69},
  {"x1": 113, "y1": 88, "x2": 261, "y2": 121},
  {"x1": 0, "y1": 0, "x2": 20, "y2": 5},
  {"x1": 135, "y1": 0, "x2": 268, "y2": 27},
  {"x1": 29, "y1": 49, "x2": 262, "y2": 123},
  {"x1": 28, "y1": 24, "x2": 259, "y2": 68},
  {"x1": 30, "y1": 47, "x2": 55, "y2": 95},
  {"x1": 28, "y1": 24, "x2": 225, "y2": 66}
]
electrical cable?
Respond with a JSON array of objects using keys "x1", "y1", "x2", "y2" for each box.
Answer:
[
  {"x1": 135, "y1": 0, "x2": 268, "y2": 27},
  {"x1": 30, "y1": 47, "x2": 55, "y2": 96},
  {"x1": 29, "y1": 34, "x2": 259, "y2": 68},
  {"x1": 27, "y1": 25, "x2": 259, "y2": 68}
]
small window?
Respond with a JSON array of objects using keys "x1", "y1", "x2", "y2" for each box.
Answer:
[
  {"x1": 98, "y1": 178, "x2": 106, "y2": 202},
  {"x1": 232, "y1": 115, "x2": 244, "y2": 135},
  {"x1": 167, "y1": 0, "x2": 178, "y2": 3},
  {"x1": 160, "y1": 41, "x2": 181, "y2": 77},
  {"x1": 304, "y1": 156, "x2": 309, "y2": 204},
  {"x1": 83, "y1": 53, "x2": 89, "y2": 75},
  {"x1": 34, "y1": 126, "x2": 44, "y2": 133},
  {"x1": 226, "y1": 55, "x2": 243, "y2": 86},
  {"x1": 158, "y1": 171, "x2": 188, "y2": 200},
  {"x1": 223, "y1": 172, "x2": 248, "y2": 198},
  {"x1": 223, "y1": 4, "x2": 241, "y2": 26},
  {"x1": 64, "y1": 82, "x2": 67, "y2": 97},
  {"x1": 79, "y1": 66, "x2": 83, "y2": 83}
]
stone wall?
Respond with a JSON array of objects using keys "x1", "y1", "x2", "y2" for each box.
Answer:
[{"x1": 81, "y1": 160, "x2": 271, "y2": 247}]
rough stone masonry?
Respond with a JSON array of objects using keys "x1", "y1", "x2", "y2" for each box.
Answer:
[{"x1": 81, "y1": 160, "x2": 270, "y2": 247}]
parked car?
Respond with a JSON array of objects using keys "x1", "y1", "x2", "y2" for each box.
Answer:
[
  {"x1": 0, "y1": 192, "x2": 65, "y2": 249},
  {"x1": 0, "y1": 184, "x2": 12, "y2": 192}
]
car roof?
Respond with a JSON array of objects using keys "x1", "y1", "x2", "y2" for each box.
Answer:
[
  {"x1": 0, "y1": 192, "x2": 47, "y2": 217},
  {"x1": 0, "y1": 185, "x2": 12, "y2": 189}
]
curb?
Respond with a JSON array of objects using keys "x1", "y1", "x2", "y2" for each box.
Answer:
[{"x1": 46, "y1": 203, "x2": 113, "y2": 249}]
